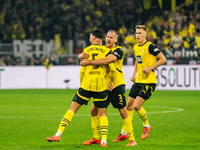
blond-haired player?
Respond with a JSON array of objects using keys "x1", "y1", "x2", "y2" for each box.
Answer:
[
  {"x1": 80, "y1": 30, "x2": 137, "y2": 146},
  {"x1": 114, "y1": 25, "x2": 167, "y2": 141}
]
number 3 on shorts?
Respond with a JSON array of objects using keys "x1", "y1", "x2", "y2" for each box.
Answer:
[{"x1": 118, "y1": 94, "x2": 123, "y2": 105}]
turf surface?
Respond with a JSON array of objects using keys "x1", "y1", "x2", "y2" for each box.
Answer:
[{"x1": 0, "y1": 89, "x2": 199, "y2": 150}]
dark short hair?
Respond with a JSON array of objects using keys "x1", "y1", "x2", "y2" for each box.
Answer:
[
  {"x1": 91, "y1": 29, "x2": 103, "y2": 39},
  {"x1": 135, "y1": 25, "x2": 147, "y2": 31}
]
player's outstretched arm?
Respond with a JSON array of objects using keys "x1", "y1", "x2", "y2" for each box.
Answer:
[{"x1": 80, "y1": 54, "x2": 117, "y2": 66}]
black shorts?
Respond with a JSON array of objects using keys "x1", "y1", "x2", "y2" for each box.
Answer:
[
  {"x1": 72, "y1": 88, "x2": 108, "y2": 108},
  {"x1": 129, "y1": 83, "x2": 156, "y2": 100},
  {"x1": 107, "y1": 85, "x2": 127, "y2": 109}
]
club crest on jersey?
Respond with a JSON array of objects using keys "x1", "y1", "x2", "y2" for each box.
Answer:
[
  {"x1": 141, "y1": 49, "x2": 144, "y2": 53},
  {"x1": 136, "y1": 55, "x2": 142, "y2": 64}
]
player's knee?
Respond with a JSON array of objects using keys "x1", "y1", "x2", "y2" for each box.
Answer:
[
  {"x1": 91, "y1": 106, "x2": 98, "y2": 116},
  {"x1": 127, "y1": 101, "x2": 134, "y2": 111},
  {"x1": 98, "y1": 108, "x2": 107, "y2": 118},
  {"x1": 127, "y1": 97, "x2": 135, "y2": 110},
  {"x1": 119, "y1": 108, "x2": 129, "y2": 119},
  {"x1": 133, "y1": 104, "x2": 141, "y2": 111}
]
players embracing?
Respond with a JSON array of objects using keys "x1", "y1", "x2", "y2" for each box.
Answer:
[
  {"x1": 80, "y1": 30, "x2": 137, "y2": 146},
  {"x1": 80, "y1": 25, "x2": 166, "y2": 146}
]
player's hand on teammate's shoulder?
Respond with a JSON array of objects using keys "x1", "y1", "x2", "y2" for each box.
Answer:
[
  {"x1": 130, "y1": 76, "x2": 136, "y2": 82},
  {"x1": 107, "y1": 83, "x2": 114, "y2": 91}
]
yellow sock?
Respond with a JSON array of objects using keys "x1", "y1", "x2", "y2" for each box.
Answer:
[
  {"x1": 91, "y1": 115, "x2": 100, "y2": 140},
  {"x1": 57, "y1": 110, "x2": 74, "y2": 134},
  {"x1": 136, "y1": 107, "x2": 149, "y2": 127},
  {"x1": 100, "y1": 116, "x2": 108, "y2": 141},
  {"x1": 121, "y1": 110, "x2": 133, "y2": 134},
  {"x1": 124, "y1": 117, "x2": 135, "y2": 141},
  {"x1": 128, "y1": 110, "x2": 133, "y2": 121}
]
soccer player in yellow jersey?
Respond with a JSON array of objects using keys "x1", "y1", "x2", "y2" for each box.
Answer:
[
  {"x1": 80, "y1": 30, "x2": 137, "y2": 146},
  {"x1": 46, "y1": 29, "x2": 116, "y2": 147},
  {"x1": 115, "y1": 25, "x2": 167, "y2": 141}
]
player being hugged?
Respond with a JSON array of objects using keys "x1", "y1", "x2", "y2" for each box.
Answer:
[{"x1": 46, "y1": 29, "x2": 116, "y2": 148}]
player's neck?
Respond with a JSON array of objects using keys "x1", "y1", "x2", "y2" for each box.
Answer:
[
  {"x1": 92, "y1": 39, "x2": 102, "y2": 45},
  {"x1": 139, "y1": 40, "x2": 147, "y2": 46},
  {"x1": 110, "y1": 44, "x2": 116, "y2": 49}
]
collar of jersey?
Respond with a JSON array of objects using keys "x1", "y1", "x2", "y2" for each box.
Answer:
[{"x1": 138, "y1": 41, "x2": 148, "y2": 47}]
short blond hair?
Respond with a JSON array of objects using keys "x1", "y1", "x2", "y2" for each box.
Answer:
[
  {"x1": 108, "y1": 30, "x2": 118, "y2": 38},
  {"x1": 135, "y1": 25, "x2": 147, "y2": 31}
]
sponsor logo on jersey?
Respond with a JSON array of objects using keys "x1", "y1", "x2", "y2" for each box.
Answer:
[
  {"x1": 136, "y1": 55, "x2": 142, "y2": 64},
  {"x1": 114, "y1": 51, "x2": 120, "y2": 57},
  {"x1": 154, "y1": 48, "x2": 159, "y2": 52}
]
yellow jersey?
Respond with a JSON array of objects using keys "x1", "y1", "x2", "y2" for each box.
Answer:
[
  {"x1": 107, "y1": 46, "x2": 126, "y2": 88},
  {"x1": 133, "y1": 41, "x2": 160, "y2": 84},
  {"x1": 80, "y1": 45, "x2": 112, "y2": 92}
]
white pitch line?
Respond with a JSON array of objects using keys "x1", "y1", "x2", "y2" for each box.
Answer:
[{"x1": 0, "y1": 106, "x2": 184, "y2": 119}]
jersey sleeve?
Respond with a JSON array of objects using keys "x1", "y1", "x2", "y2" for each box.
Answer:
[
  {"x1": 106, "y1": 50, "x2": 112, "y2": 57},
  {"x1": 112, "y1": 48, "x2": 123, "y2": 60},
  {"x1": 149, "y1": 44, "x2": 160, "y2": 56}
]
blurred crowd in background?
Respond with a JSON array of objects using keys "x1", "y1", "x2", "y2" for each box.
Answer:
[{"x1": 0, "y1": 0, "x2": 200, "y2": 66}]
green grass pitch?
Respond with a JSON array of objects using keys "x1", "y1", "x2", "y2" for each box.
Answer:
[{"x1": 0, "y1": 89, "x2": 200, "y2": 150}]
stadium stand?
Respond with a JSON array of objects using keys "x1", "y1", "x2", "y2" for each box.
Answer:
[{"x1": 0, "y1": 0, "x2": 199, "y2": 65}]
